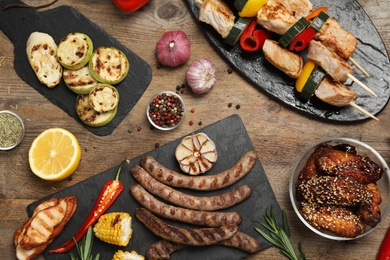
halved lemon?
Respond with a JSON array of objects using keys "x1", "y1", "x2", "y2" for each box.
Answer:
[{"x1": 28, "y1": 128, "x2": 81, "y2": 181}]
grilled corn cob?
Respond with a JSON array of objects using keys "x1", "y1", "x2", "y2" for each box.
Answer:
[
  {"x1": 93, "y1": 212, "x2": 132, "y2": 246},
  {"x1": 112, "y1": 250, "x2": 145, "y2": 260}
]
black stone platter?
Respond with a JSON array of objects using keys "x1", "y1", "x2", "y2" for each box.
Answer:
[
  {"x1": 185, "y1": 0, "x2": 390, "y2": 122},
  {"x1": 0, "y1": 0, "x2": 152, "y2": 136},
  {"x1": 26, "y1": 114, "x2": 283, "y2": 260}
]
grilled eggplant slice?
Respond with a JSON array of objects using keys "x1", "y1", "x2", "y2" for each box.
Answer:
[
  {"x1": 57, "y1": 32, "x2": 93, "y2": 70},
  {"x1": 26, "y1": 32, "x2": 62, "y2": 88},
  {"x1": 63, "y1": 65, "x2": 98, "y2": 94},
  {"x1": 89, "y1": 83, "x2": 120, "y2": 113},
  {"x1": 76, "y1": 94, "x2": 117, "y2": 127},
  {"x1": 89, "y1": 47, "x2": 129, "y2": 85}
]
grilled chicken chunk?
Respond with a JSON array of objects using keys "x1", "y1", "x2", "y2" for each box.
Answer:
[
  {"x1": 257, "y1": 0, "x2": 297, "y2": 35},
  {"x1": 316, "y1": 17, "x2": 358, "y2": 60},
  {"x1": 314, "y1": 77, "x2": 357, "y2": 107},
  {"x1": 307, "y1": 40, "x2": 354, "y2": 82},
  {"x1": 263, "y1": 39, "x2": 303, "y2": 78},
  {"x1": 199, "y1": 0, "x2": 235, "y2": 39},
  {"x1": 276, "y1": 0, "x2": 313, "y2": 18}
]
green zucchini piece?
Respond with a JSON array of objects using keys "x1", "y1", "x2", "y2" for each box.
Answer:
[
  {"x1": 234, "y1": 0, "x2": 247, "y2": 11},
  {"x1": 309, "y1": 11, "x2": 329, "y2": 32},
  {"x1": 225, "y1": 17, "x2": 252, "y2": 46},
  {"x1": 89, "y1": 83, "x2": 120, "y2": 113},
  {"x1": 76, "y1": 94, "x2": 117, "y2": 127},
  {"x1": 300, "y1": 66, "x2": 326, "y2": 99},
  {"x1": 57, "y1": 32, "x2": 93, "y2": 70},
  {"x1": 279, "y1": 17, "x2": 309, "y2": 48},
  {"x1": 63, "y1": 65, "x2": 98, "y2": 94},
  {"x1": 89, "y1": 47, "x2": 129, "y2": 85}
]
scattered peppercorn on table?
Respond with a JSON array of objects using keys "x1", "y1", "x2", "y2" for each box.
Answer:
[{"x1": 0, "y1": 0, "x2": 389, "y2": 260}]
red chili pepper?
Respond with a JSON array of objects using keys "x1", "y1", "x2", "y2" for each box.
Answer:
[
  {"x1": 49, "y1": 160, "x2": 127, "y2": 254},
  {"x1": 288, "y1": 27, "x2": 316, "y2": 52},
  {"x1": 240, "y1": 20, "x2": 272, "y2": 52},
  {"x1": 112, "y1": 0, "x2": 150, "y2": 12},
  {"x1": 377, "y1": 227, "x2": 390, "y2": 260}
]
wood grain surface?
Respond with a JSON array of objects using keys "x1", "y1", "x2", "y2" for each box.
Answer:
[{"x1": 0, "y1": 0, "x2": 389, "y2": 259}]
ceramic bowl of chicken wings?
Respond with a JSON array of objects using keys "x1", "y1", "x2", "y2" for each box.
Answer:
[{"x1": 289, "y1": 138, "x2": 390, "y2": 240}]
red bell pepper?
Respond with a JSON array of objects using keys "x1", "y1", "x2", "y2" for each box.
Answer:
[
  {"x1": 112, "y1": 0, "x2": 150, "y2": 12},
  {"x1": 240, "y1": 19, "x2": 272, "y2": 52},
  {"x1": 49, "y1": 160, "x2": 128, "y2": 254},
  {"x1": 288, "y1": 27, "x2": 316, "y2": 52},
  {"x1": 377, "y1": 227, "x2": 390, "y2": 260}
]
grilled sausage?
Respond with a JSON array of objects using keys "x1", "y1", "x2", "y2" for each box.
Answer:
[
  {"x1": 141, "y1": 150, "x2": 257, "y2": 191},
  {"x1": 131, "y1": 165, "x2": 252, "y2": 211},
  {"x1": 146, "y1": 232, "x2": 261, "y2": 259},
  {"x1": 135, "y1": 208, "x2": 238, "y2": 246},
  {"x1": 130, "y1": 183, "x2": 242, "y2": 227}
]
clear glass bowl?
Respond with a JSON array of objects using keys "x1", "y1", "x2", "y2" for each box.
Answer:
[
  {"x1": 0, "y1": 110, "x2": 25, "y2": 150},
  {"x1": 289, "y1": 138, "x2": 390, "y2": 240},
  {"x1": 146, "y1": 91, "x2": 186, "y2": 131}
]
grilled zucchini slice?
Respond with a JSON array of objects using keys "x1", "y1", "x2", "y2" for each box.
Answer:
[
  {"x1": 26, "y1": 32, "x2": 62, "y2": 88},
  {"x1": 89, "y1": 47, "x2": 129, "y2": 85},
  {"x1": 63, "y1": 65, "x2": 98, "y2": 94},
  {"x1": 76, "y1": 94, "x2": 117, "y2": 127},
  {"x1": 57, "y1": 32, "x2": 93, "y2": 70},
  {"x1": 88, "y1": 84, "x2": 120, "y2": 113}
]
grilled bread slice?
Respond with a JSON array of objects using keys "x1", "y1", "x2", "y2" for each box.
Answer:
[
  {"x1": 26, "y1": 32, "x2": 62, "y2": 88},
  {"x1": 57, "y1": 32, "x2": 93, "y2": 70}
]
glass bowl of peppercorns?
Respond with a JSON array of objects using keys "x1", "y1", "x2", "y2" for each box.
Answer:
[
  {"x1": 289, "y1": 138, "x2": 390, "y2": 240},
  {"x1": 146, "y1": 91, "x2": 186, "y2": 130}
]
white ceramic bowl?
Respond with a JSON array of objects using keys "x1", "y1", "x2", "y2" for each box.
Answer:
[
  {"x1": 146, "y1": 91, "x2": 186, "y2": 131},
  {"x1": 289, "y1": 138, "x2": 390, "y2": 240},
  {"x1": 0, "y1": 110, "x2": 25, "y2": 150}
]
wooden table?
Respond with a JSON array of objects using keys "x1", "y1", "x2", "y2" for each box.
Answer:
[{"x1": 1, "y1": 0, "x2": 389, "y2": 259}]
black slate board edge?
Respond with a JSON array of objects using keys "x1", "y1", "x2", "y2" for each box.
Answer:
[
  {"x1": 184, "y1": 0, "x2": 390, "y2": 122},
  {"x1": 25, "y1": 114, "x2": 284, "y2": 260},
  {"x1": 0, "y1": 1, "x2": 153, "y2": 136}
]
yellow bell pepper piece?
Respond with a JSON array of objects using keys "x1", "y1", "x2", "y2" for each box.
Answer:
[
  {"x1": 295, "y1": 59, "x2": 316, "y2": 92},
  {"x1": 239, "y1": 0, "x2": 268, "y2": 18}
]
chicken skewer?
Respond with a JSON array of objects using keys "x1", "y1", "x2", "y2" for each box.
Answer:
[{"x1": 262, "y1": 39, "x2": 378, "y2": 120}]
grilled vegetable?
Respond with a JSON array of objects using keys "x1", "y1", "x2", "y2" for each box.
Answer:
[
  {"x1": 239, "y1": 19, "x2": 272, "y2": 52},
  {"x1": 288, "y1": 27, "x2": 316, "y2": 52},
  {"x1": 89, "y1": 47, "x2": 129, "y2": 85},
  {"x1": 300, "y1": 66, "x2": 326, "y2": 99},
  {"x1": 225, "y1": 17, "x2": 252, "y2": 46},
  {"x1": 57, "y1": 32, "x2": 93, "y2": 70},
  {"x1": 309, "y1": 11, "x2": 329, "y2": 32},
  {"x1": 112, "y1": 250, "x2": 144, "y2": 260},
  {"x1": 26, "y1": 31, "x2": 62, "y2": 88},
  {"x1": 88, "y1": 84, "x2": 120, "y2": 113},
  {"x1": 234, "y1": 0, "x2": 268, "y2": 17},
  {"x1": 76, "y1": 94, "x2": 117, "y2": 127},
  {"x1": 93, "y1": 212, "x2": 133, "y2": 246},
  {"x1": 63, "y1": 65, "x2": 98, "y2": 94},
  {"x1": 278, "y1": 17, "x2": 310, "y2": 48}
]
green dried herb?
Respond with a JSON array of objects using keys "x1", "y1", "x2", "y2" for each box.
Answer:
[{"x1": 0, "y1": 113, "x2": 23, "y2": 148}]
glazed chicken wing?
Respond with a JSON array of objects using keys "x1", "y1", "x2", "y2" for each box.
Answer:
[{"x1": 357, "y1": 183, "x2": 382, "y2": 227}]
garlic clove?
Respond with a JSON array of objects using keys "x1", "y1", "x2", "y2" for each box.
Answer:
[{"x1": 175, "y1": 132, "x2": 218, "y2": 175}]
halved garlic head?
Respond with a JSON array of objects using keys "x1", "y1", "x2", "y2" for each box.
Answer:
[{"x1": 175, "y1": 132, "x2": 218, "y2": 175}]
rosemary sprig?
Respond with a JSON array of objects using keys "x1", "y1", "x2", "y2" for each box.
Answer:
[
  {"x1": 254, "y1": 207, "x2": 306, "y2": 260},
  {"x1": 69, "y1": 226, "x2": 100, "y2": 260}
]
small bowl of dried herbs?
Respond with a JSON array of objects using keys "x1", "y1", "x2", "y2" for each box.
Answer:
[
  {"x1": 146, "y1": 91, "x2": 186, "y2": 130},
  {"x1": 0, "y1": 110, "x2": 25, "y2": 150}
]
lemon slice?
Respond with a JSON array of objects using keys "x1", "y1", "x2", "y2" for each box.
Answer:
[{"x1": 28, "y1": 128, "x2": 81, "y2": 181}]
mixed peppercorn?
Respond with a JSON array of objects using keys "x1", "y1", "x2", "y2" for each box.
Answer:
[{"x1": 148, "y1": 92, "x2": 185, "y2": 129}]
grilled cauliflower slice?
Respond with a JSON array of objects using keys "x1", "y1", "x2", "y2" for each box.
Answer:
[{"x1": 26, "y1": 32, "x2": 62, "y2": 88}]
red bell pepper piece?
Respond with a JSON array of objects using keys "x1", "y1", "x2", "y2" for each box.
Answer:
[
  {"x1": 49, "y1": 160, "x2": 128, "y2": 254},
  {"x1": 240, "y1": 19, "x2": 272, "y2": 52},
  {"x1": 112, "y1": 0, "x2": 150, "y2": 12},
  {"x1": 377, "y1": 227, "x2": 390, "y2": 260},
  {"x1": 288, "y1": 27, "x2": 316, "y2": 52}
]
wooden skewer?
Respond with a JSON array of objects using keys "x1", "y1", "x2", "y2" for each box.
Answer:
[
  {"x1": 349, "y1": 57, "x2": 370, "y2": 77},
  {"x1": 349, "y1": 101, "x2": 379, "y2": 121},
  {"x1": 347, "y1": 73, "x2": 378, "y2": 97}
]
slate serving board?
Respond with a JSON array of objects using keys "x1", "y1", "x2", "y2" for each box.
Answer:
[
  {"x1": 185, "y1": 0, "x2": 390, "y2": 122},
  {"x1": 27, "y1": 114, "x2": 284, "y2": 260},
  {"x1": 0, "y1": 0, "x2": 152, "y2": 136}
]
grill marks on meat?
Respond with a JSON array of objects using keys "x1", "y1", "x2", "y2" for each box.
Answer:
[
  {"x1": 141, "y1": 150, "x2": 257, "y2": 191},
  {"x1": 276, "y1": 0, "x2": 313, "y2": 18},
  {"x1": 136, "y1": 208, "x2": 238, "y2": 246},
  {"x1": 296, "y1": 143, "x2": 384, "y2": 237},
  {"x1": 257, "y1": 0, "x2": 297, "y2": 35},
  {"x1": 130, "y1": 183, "x2": 242, "y2": 227},
  {"x1": 300, "y1": 202, "x2": 365, "y2": 238}
]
